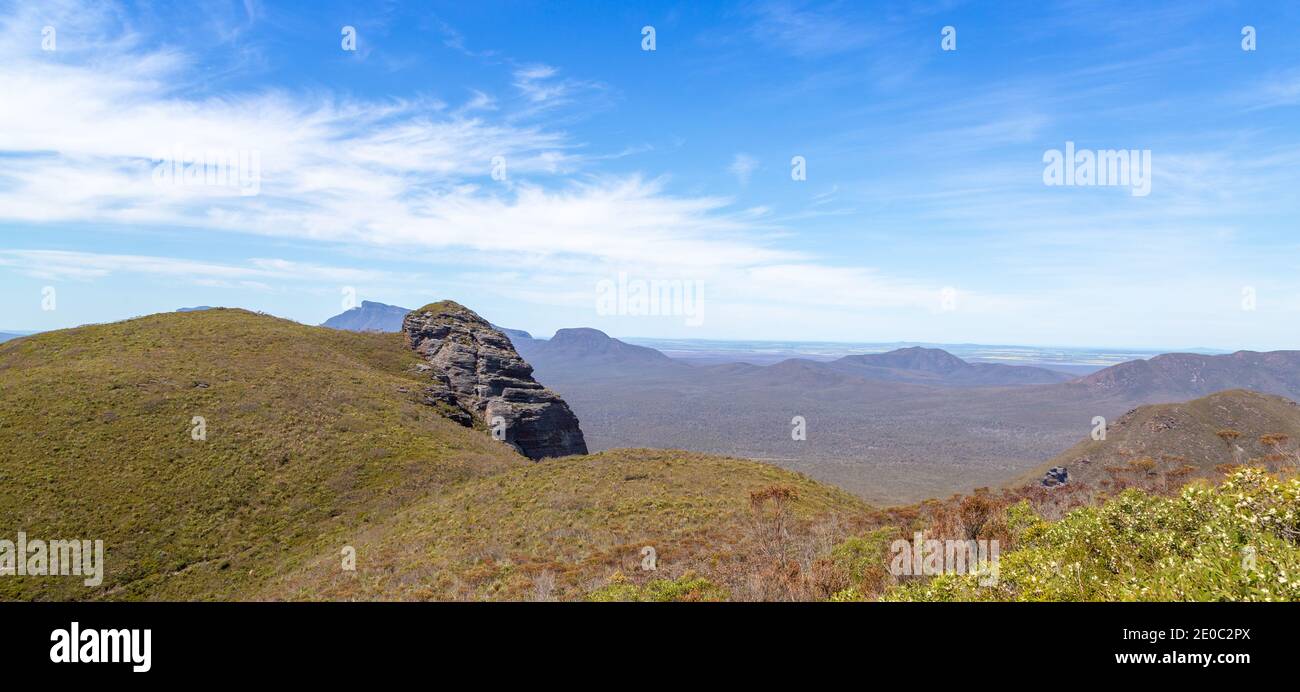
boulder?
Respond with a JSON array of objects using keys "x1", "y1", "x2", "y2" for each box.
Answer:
[
  {"x1": 1041, "y1": 466, "x2": 1070, "y2": 488},
  {"x1": 403, "y1": 301, "x2": 588, "y2": 460}
]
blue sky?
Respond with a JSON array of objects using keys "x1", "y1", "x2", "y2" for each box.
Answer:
[{"x1": 2, "y1": 0, "x2": 1299, "y2": 349}]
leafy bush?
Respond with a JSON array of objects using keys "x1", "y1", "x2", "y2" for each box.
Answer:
[
  {"x1": 587, "y1": 571, "x2": 728, "y2": 602},
  {"x1": 820, "y1": 528, "x2": 897, "y2": 600},
  {"x1": 886, "y1": 469, "x2": 1300, "y2": 601}
]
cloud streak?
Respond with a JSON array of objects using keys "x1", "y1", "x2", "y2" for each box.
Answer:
[{"x1": 0, "y1": 0, "x2": 977, "y2": 335}]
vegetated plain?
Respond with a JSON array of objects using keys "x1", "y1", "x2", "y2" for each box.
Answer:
[{"x1": 515, "y1": 329, "x2": 1300, "y2": 505}]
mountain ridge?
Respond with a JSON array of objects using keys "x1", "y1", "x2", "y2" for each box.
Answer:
[
  {"x1": 1017, "y1": 389, "x2": 1300, "y2": 489},
  {"x1": 1070, "y1": 350, "x2": 1300, "y2": 400}
]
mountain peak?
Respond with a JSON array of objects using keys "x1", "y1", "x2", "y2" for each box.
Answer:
[
  {"x1": 550, "y1": 327, "x2": 613, "y2": 344},
  {"x1": 840, "y1": 346, "x2": 968, "y2": 373},
  {"x1": 540, "y1": 327, "x2": 671, "y2": 362},
  {"x1": 414, "y1": 300, "x2": 472, "y2": 315},
  {"x1": 321, "y1": 300, "x2": 411, "y2": 332}
]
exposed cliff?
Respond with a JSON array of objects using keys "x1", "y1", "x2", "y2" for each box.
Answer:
[{"x1": 403, "y1": 301, "x2": 588, "y2": 460}]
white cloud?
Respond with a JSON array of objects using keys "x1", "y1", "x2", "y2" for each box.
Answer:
[
  {"x1": 0, "y1": 250, "x2": 401, "y2": 284},
  {"x1": 748, "y1": 1, "x2": 879, "y2": 57},
  {"x1": 0, "y1": 0, "x2": 1012, "y2": 338},
  {"x1": 511, "y1": 63, "x2": 601, "y2": 109}
]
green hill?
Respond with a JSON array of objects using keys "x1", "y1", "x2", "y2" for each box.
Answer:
[
  {"x1": 1016, "y1": 389, "x2": 1300, "y2": 489},
  {"x1": 0, "y1": 309, "x2": 873, "y2": 600},
  {"x1": 257, "y1": 448, "x2": 873, "y2": 601}
]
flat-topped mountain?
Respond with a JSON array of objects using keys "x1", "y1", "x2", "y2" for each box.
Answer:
[
  {"x1": 843, "y1": 346, "x2": 968, "y2": 372},
  {"x1": 1072, "y1": 350, "x2": 1300, "y2": 400},
  {"x1": 1018, "y1": 389, "x2": 1300, "y2": 488},
  {"x1": 403, "y1": 301, "x2": 587, "y2": 460},
  {"x1": 512, "y1": 327, "x2": 680, "y2": 375},
  {"x1": 825, "y1": 346, "x2": 1071, "y2": 386},
  {"x1": 321, "y1": 300, "x2": 533, "y2": 344},
  {"x1": 321, "y1": 300, "x2": 411, "y2": 332}
]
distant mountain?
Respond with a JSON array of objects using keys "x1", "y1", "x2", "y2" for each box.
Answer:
[
  {"x1": 1019, "y1": 389, "x2": 1300, "y2": 488},
  {"x1": 826, "y1": 346, "x2": 1072, "y2": 386},
  {"x1": 321, "y1": 301, "x2": 411, "y2": 332},
  {"x1": 512, "y1": 327, "x2": 682, "y2": 379},
  {"x1": 1072, "y1": 350, "x2": 1300, "y2": 400},
  {"x1": 0, "y1": 332, "x2": 26, "y2": 343},
  {"x1": 495, "y1": 326, "x2": 533, "y2": 343},
  {"x1": 519, "y1": 327, "x2": 673, "y2": 362},
  {"x1": 844, "y1": 346, "x2": 968, "y2": 372},
  {"x1": 176, "y1": 306, "x2": 216, "y2": 312},
  {"x1": 320, "y1": 300, "x2": 532, "y2": 342}
]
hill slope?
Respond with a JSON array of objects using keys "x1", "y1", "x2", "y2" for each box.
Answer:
[
  {"x1": 258, "y1": 448, "x2": 874, "y2": 601},
  {"x1": 1018, "y1": 389, "x2": 1300, "y2": 488},
  {"x1": 0, "y1": 309, "x2": 872, "y2": 600},
  {"x1": 0, "y1": 309, "x2": 526, "y2": 600},
  {"x1": 1073, "y1": 350, "x2": 1300, "y2": 400}
]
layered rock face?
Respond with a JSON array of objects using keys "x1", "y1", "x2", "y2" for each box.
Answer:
[{"x1": 403, "y1": 301, "x2": 588, "y2": 460}]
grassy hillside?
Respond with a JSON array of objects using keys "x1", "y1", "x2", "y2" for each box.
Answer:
[
  {"x1": 0, "y1": 309, "x2": 874, "y2": 601},
  {"x1": 257, "y1": 449, "x2": 874, "y2": 601},
  {"x1": 1016, "y1": 389, "x2": 1300, "y2": 489},
  {"x1": 0, "y1": 309, "x2": 525, "y2": 600}
]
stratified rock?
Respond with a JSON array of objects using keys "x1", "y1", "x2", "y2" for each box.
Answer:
[{"x1": 402, "y1": 301, "x2": 587, "y2": 460}]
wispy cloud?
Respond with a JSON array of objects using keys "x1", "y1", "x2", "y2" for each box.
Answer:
[
  {"x1": 0, "y1": 250, "x2": 401, "y2": 285},
  {"x1": 0, "y1": 0, "x2": 980, "y2": 332},
  {"x1": 728, "y1": 153, "x2": 760, "y2": 185},
  {"x1": 7, "y1": 0, "x2": 1293, "y2": 347},
  {"x1": 747, "y1": 1, "x2": 881, "y2": 57}
]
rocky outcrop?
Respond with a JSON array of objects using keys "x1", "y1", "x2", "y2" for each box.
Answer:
[
  {"x1": 1041, "y1": 466, "x2": 1069, "y2": 488},
  {"x1": 403, "y1": 301, "x2": 587, "y2": 460}
]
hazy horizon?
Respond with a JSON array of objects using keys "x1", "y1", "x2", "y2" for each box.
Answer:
[
  {"x1": 4, "y1": 1, "x2": 1299, "y2": 351},
  {"x1": 1, "y1": 299, "x2": 1231, "y2": 359}
]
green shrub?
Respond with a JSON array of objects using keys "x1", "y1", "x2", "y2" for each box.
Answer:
[
  {"x1": 823, "y1": 527, "x2": 896, "y2": 600},
  {"x1": 886, "y1": 469, "x2": 1300, "y2": 602},
  {"x1": 588, "y1": 571, "x2": 728, "y2": 602}
]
